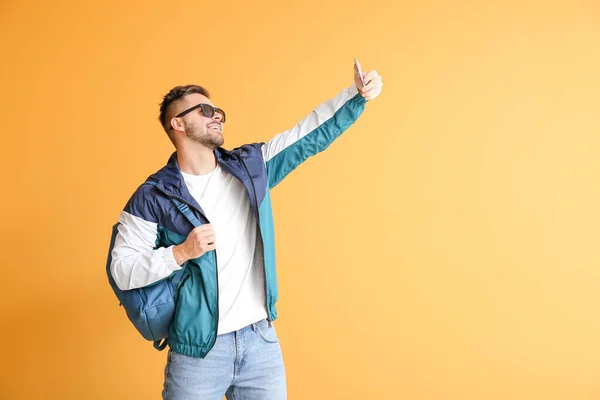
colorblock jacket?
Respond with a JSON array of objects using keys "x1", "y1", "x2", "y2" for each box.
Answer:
[{"x1": 109, "y1": 84, "x2": 367, "y2": 357}]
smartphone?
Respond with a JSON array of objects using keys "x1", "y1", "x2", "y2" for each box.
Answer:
[{"x1": 354, "y1": 58, "x2": 366, "y2": 87}]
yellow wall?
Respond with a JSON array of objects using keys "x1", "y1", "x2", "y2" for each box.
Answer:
[{"x1": 1, "y1": 0, "x2": 600, "y2": 398}]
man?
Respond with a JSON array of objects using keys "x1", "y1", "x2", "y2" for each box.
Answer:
[{"x1": 109, "y1": 62, "x2": 383, "y2": 399}]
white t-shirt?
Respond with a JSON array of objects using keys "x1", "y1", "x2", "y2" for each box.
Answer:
[{"x1": 181, "y1": 164, "x2": 268, "y2": 335}]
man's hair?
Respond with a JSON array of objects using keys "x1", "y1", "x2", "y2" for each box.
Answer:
[{"x1": 158, "y1": 85, "x2": 210, "y2": 132}]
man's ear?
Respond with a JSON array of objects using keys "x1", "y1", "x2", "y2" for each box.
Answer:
[{"x1": 170, "y1": 117, "x2": 183, "y2": 131}]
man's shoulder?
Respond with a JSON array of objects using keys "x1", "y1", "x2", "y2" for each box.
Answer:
[
  {"x1": 228, "y1": 143, "x2": 264, "y2": 153},
  {"x1": 122, "y1": 179, "x2": 170, "y2": 223}
]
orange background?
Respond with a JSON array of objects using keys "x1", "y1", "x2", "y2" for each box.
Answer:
[{"x1": 1, "y1": 0, "x2": 600, "y2": 399}]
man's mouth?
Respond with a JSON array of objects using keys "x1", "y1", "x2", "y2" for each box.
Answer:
[{"x1": 208, "y1": 124, "x2": 222, "y2": 131}]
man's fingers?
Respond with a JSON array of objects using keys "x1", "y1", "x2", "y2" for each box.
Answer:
[
  {"x1": 362, "y1": 84, "x2": 377, "y2": 95},
  {"x1": 201, "y1": 233, "x2": 216, "y2": 244},
  {"x1": 364, "y1": 88, "x2": 382, "y2": 101},
  {"x1": 192, "y1": 225, "x2": 215, "y2": 238},
  {"x1": 362, "y1": 70, "x2": 379, "y2": 85},
  {"x1": 362, "y1": 86, "x2": 380, "y2": 98},
  {"x1": 361, "y1": 75, "x2": 382, "y2": 93},
  {"x1": 195, "y1": 224, "x2": 213, "y2": 232},
  {"x1": 200, "y1": 230, "x2": 215, "y2": 238}
]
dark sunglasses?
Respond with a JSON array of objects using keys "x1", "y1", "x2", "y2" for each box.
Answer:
[{"x1": 170, "y1": 103, "x2": 226, "y2": 129}]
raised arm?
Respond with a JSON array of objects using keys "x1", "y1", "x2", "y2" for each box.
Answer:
[{"x1": 261, "y1": 63, "x2": 383, "y2": 189}]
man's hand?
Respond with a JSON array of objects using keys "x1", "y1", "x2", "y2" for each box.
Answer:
[
  {"x1": 173, "y1": 224, "x2": 216, "y2": 265},
  {"x1": 354, "y1": 63, "x2": 383, "y2": 101}
]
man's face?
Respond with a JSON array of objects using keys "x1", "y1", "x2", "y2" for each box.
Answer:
[{"x1": 171, "y1": 93, "x2": 224, "y2": 149}]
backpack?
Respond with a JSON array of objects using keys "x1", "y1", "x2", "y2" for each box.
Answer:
[{"x1": 106, "y1": 181, "x2": 201, "y2": 350}]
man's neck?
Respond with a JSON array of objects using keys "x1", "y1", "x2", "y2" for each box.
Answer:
[{"x1": 176, "y1": 143, "x2": 217, "y2": 176}]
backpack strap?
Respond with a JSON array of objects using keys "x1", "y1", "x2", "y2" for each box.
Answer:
[
  {"x1": 170, "y1": 197, "x2": 201, "y2": 227},
  {"x1": 144, "y1": 180, "x2": 201, "y2": 227},
  {"x1": 144, "y1": 180, "x2": 202, "y2": 352},
  {"x1": 154, "y1": 338, "x2": 169, "y2": 351},
  {"x1": 143, "y1": 180, "x2": 200, "y2": 289}
]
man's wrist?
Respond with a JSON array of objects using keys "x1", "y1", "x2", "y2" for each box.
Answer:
[{"x1": 172, "y1": 245, "x2": 188, "y2": 266}]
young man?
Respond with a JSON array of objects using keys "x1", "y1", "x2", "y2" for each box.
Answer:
[{"x1": 109, "y1": 62, "x2": 383, "y2": 399}]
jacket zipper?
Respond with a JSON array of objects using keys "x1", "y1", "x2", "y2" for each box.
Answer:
[
  {"x1": 237, "y1": 150, "x2": 272, "y2": 327},
  {"x1": 151, "y1": 182, "x2": 221, "y2": 353}
]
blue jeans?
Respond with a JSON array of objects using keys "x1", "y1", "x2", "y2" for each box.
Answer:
[{"x1": 162, "y1": 319, "x2": 287, "y2": 400}]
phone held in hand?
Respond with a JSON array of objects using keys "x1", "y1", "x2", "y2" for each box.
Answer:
[{"x1": 354, "y1": 58, "x2": 366, "y2": 87}]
